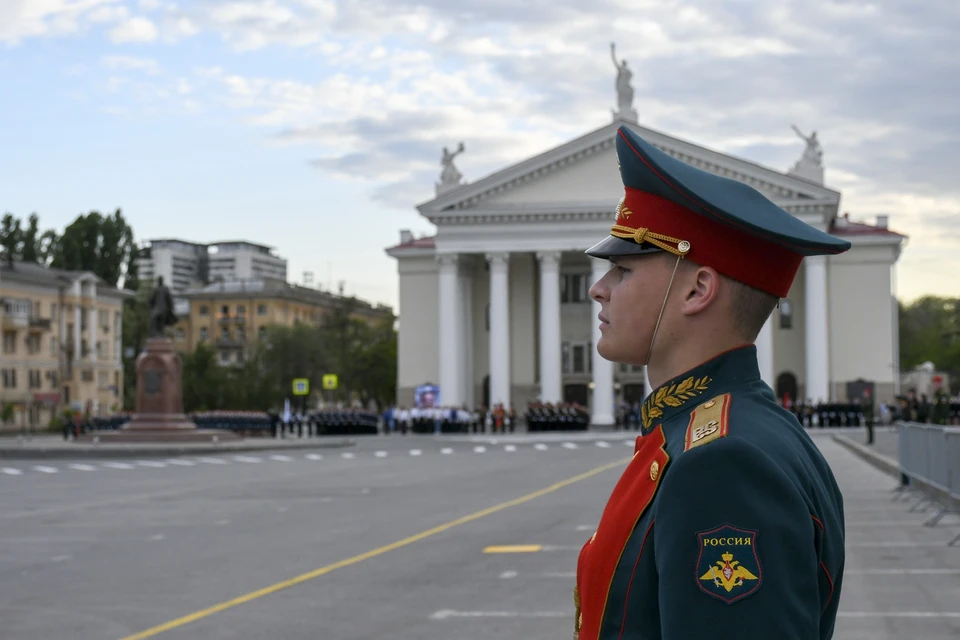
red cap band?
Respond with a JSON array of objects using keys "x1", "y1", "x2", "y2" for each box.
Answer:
[{"x1": 616, "y1": 187, "x2": 802, "y2": 297}]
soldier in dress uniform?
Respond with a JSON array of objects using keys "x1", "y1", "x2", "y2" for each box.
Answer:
[{"x1": 573, "y1": 125, "x2": 848, "y2": 639}]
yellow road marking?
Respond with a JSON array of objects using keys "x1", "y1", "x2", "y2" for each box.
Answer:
[
  {"x1": 484, "y1": 545, "x2": 543, "y2": 553},
  {"x1": 119, "y1": 457, "x2": 630, "y2": 640}
]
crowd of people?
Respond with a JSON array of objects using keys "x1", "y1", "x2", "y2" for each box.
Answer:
[{"x1": 381, "y1": 404, "x2": 519, "y2": 434}]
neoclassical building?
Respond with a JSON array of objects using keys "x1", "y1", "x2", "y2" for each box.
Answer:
[{"x1": 386, "y1": 116, "x2": 906, "y2": 425}]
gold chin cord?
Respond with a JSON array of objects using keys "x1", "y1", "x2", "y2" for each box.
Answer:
[{"x1": 645, "y1": 253, "x2": 684, "y2": 367}]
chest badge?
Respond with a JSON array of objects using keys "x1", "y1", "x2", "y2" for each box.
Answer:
[{"x1": 695, "y1": 525, "x2": 762, "y2": 604}]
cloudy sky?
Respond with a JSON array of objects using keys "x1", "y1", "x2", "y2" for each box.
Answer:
[{"x1": 2, "y1": 0, "x2": 957, "y2": 309}]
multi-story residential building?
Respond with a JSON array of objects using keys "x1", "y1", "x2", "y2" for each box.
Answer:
[
  {"x1": 136, "y1": 239, "x2": 287, "y2": 293},
  {"x1": 0, "y1": 260, "x2": 132, "y2": 430},
  {"x1": 171, "y1": 278, "x2": 393, "y2": 366}
]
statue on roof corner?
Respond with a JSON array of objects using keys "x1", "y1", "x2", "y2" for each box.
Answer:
[
  {"x1": 611, "y1": 42, "x2": 638, "y2": 123},
  {"x1": 436, "y1": 142, "x2": 466, "y2": 194},
  {"x1": 788, "y1": 125, "x2": 825, "y2": 185}
]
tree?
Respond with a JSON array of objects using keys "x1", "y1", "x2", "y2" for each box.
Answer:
[
  {"x1": 899, "y1": 295, "x2": 960, "y2": 392},
  {"x1": 121, "y1": 285, "x2": 152, "y2": 409},
  {"x1": 20, "y1": 213, "x2": 40, "y2": 262},
  {"x1": 50, "y1": 209, "x2": 137, "y2": 288},
  {"x1": 0, "y1": 213, "x2": 21, "y2": 265}
]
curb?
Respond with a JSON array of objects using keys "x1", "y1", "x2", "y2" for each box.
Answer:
[
  {"x1": 831, "y1": 434, "x2": 899, "y2": 478},
  {"x1": 0, "y1": 438, "x2": 356, "y2": 460}
]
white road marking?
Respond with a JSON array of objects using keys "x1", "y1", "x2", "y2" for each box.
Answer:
[
  {"x1": 375, "y1": 451, "x2": 388, "y2": 458},
  {"x1": 409, "y1": 449, "x2": 422, "y2": 456},
  {"x1": 2, "y1": 467, "x2": 23, "y2": 476},
  {"x1": 562, "y1": 442, "x2": 578, "y2": 449},
  {"x1": 50, "y1": 555, "x2": 72, "y2": 563},
  {"x1": 498, "y1": 570, "x2": 518, "y2": 579},
  {"x1": 575, "y1": 525, "x2": 594, "y2": 531},
  {"x1": 534, "y1": 444, "x2": 548, "y2": 451},
  {"x1": 149, "y1": 534, "x2": 164, "y2": 541},
  {"x1": 232, "y1": 456, "x2": 262, "y2": 463},
  {"x1": 68, "y1": 464, "x2": 96, "y2": 471},
  {"x1": 102, "y1": 462, "x2": 134, "y2": 470},
  {"x1": 837, "y1": 612, "x2": 960, "y2": 618},
  {"x1": 623, "y1": 440, "x2": 634, "y2": 446},
  {"x1": 216, "y1": 519, "x2": 231, "y2": 526},
  {"x1": 306, "y1": 453, "x2": 323, "y2": 461},
  {"x1": 847, "y1": 542, "x2": 949, "y2": 548},
  {"x1": 504, "y1": 445, "x2": 517, "y2": 452},
  {"x1": 595, "y1": 441, "x2": 611, "y2": 448},
  {"x1": 473, "y1": 446, "x2": 487, "y2": 453},
  {"x1": 166, "y1": 459, "x2": 195, "y2": 466},
  {"x1": 430, "y1": 610, "x2": 566, "y2": 621},
  {"x1": 197, "y1": 457, "x2": 228, "y2": 465},
  {"x1": 341, "y1": 452, "x2": 356, "y2": 459},
  {"x1": 270, "y1": 455, "x2": 293, "y2": 462},
  {"x1": 136, "y1": 461, "x2": 166, "y2": 468},
  {"x1": 846, "y1": 569, "x2": 960, "y2": 575},
  {"x1": 361, "y1": 488, "x2": 370, "y2": 495},
  {"x1": 33, "y1": 465, "x2": 58, "y2": 474},
  {"x1": 441, "y1": 448, "x2": 454, "y2": 455}
]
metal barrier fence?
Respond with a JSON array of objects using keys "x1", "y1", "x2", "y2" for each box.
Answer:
[{"x1": 894, "y1": 422, "x2": 960, "y2": 546}]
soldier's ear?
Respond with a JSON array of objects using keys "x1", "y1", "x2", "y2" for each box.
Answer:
[{"x1": 679, "y1": 265, "x2": 720, "y2": 317}]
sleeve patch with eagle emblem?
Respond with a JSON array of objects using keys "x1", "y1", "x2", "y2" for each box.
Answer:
[{"x1": 695, "y1": 525, "x2": 762, "y2": 604}]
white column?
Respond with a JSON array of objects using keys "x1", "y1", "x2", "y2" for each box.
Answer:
[
  {"x1": 536, "y1": 251, "x2": 562, "y2": 404},
  {"x1": 486, "y1": 252, "x2": 511, "y2": 407},
  {"x1": 437, "y1": 254, "x2": 463, "y2": 408},
  {"x1": 72, "y1": 282, "x2": 83, "y2": 362},
  {"x1": 459, "y1": 265, "x2": 474, "y2": 408},
  {"x1": 756, "y1": 314, "x2": 774, "y2": 389},
  {"x1": 590, "y1": 259, "x2": 615, "y2": 426},
  {"x1": 87, "y1": 283, "x2": 97, "y2": 362},
  {"x1": 115, "y1": 311, "x2": 122, "y2": 365},
  {"x1": 805, "y1": 255, "x2": 830, "y2": 403}
]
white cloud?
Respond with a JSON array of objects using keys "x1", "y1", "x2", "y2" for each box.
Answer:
[
  {"x1": 109, "y1": 15, "x2": 158, "y2": 42},
  {"x1": 0, "y1": 0, "x2": 121, "y2": 43},
  {"x1": 102, "y1": 54, "x2": 161, "y2": 74}
]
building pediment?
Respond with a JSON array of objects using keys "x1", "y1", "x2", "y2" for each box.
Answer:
[{"x1": 418, "y1": 120, "x2": 841, "y2": 224}]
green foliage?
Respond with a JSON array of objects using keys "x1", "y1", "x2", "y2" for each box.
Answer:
[
  {"x1": 900, "y1": 295, "x2": 960, "y2": 389},
  {"x1": 1, "y1": 213, "x2": 21, "y2": 265},
  {"x1": 50, "y1": 209, "x2": 136, "y2": 287},
  {"x1": 20, "y1": 213, "x2": 40, "y2": 262},
  {"x1": 175, "y1": 310, "x2": 398, "y2": 413},
  {"x1": 121, "y1": 286, "x2": 153, "y2": 410}
]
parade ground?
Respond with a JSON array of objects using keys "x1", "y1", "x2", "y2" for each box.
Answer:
[{"x1": 1, "y1": 429, "x2": 958, "y2": 639}]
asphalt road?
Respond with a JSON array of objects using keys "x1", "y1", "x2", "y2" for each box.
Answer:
[{"x1": 1, "y1": 431, "x2": 958, "y2": 640}]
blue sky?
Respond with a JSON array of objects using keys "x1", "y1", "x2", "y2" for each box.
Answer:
[{"x1": 2, "y1": 0, "x2": 958, "y2": 311}]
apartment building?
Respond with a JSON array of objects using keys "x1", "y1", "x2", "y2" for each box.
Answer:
[
  {"x1": 171, "y1": 277, "x2": 393, "y2": 366},
  {"x1": 137, "y1": 239, "x2": 287, "y2": 293},
  {"x1": 0, "y1": 260, "x2": 132, "y2": 430}
]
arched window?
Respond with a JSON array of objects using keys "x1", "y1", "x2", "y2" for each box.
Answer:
[{"x1": 779, "y1": 299, "x2": 793, "y2": 329}]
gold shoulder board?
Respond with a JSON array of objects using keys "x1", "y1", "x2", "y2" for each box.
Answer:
[{"x1": 684, "y1": 393, "x2": 732, "y2": 451}]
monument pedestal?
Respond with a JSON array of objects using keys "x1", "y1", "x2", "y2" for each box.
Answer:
[{"x1": 79, "y1": 337, "x2": 239, "y2": 443}]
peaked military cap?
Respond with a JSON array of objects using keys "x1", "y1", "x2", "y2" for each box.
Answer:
[{"x1": 586, "y1": 126, "x2": 852, "y2": 297}]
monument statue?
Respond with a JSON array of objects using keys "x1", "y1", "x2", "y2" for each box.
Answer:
[
  {"x1": 436, "y1": 142, "x2": 466, "y2": 194},
  {"x1": 148, "y1": 276, "x2": 177, "y2": 337},
  {"x1": 611, "y1": 42, "x2": 637, "y2": 122},
  {"x1": 788, "y1": 125, "x2": 825, "y2": 185}
]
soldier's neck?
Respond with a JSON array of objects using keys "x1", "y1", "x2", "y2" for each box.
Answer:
[{"x1": 647, "y1": 333, "x2": 751, "y2": 391}]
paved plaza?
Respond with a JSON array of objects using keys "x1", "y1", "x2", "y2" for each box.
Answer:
[{"x1": 0, "y1": 430, "x2": 957, "y2": 639}]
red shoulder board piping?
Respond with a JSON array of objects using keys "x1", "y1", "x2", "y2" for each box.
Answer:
[{"x1": 684, "y1": 393, "x2": 732, "y2": 451}]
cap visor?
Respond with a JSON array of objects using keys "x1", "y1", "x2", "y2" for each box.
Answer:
[{"x1": 584, "y1": 235, "x2": 664, "y2": 259}]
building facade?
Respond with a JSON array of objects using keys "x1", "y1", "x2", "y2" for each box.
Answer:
[
  {"x1": 171, "y1": 278, "x2": 393, "y2": 366},
  {"x1": 387, "y1": 119, "x2": 907, "y2": 424},
  {"x1": 0, "y1": 261, "x2": 132, "y2": 429},
  {"x1": 137, "y1": 239, "x2": 287, "y2": 293}
]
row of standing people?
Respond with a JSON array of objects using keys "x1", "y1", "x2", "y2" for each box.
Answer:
[{"x1": 382, "y1": 405, "x2": 519, "y2": 434}]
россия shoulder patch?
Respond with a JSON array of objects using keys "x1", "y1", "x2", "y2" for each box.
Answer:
[
  {"x1": 684, "y1": 393, "x2": 731, "y2": 451},
  {"x1": 696, "y1": 524, "x2": 762, "y2": 604}
]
